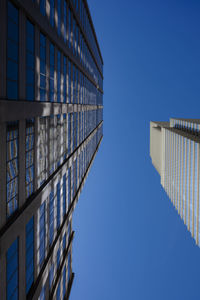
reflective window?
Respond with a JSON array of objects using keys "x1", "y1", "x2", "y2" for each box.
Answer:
[
  {"x1": 7, "y1": 122, "x2": 19, "y2": 217},
  {"x1": 49, "y1": 116, "x2": 55, "y2": 175},
  {"x1": 63, "y1": 56, "x2": 67, "y2": 103},
  {"x1": 57, "y1": 182, "x2": 61, "y2": 228},
  {"x1": 40, "y1": 33, "x2": 46, "y2": 101},
  {"x1": 6, "y1": 238, "x2": 18, "y2": 300},
  {"x1": 49, "y1": 190, "x2": 54, "y2": 245},
  {"x1": 57, "y1": 0, "x2": 61, "y2": 36},
  {"x1": 39, "y1": 117, "x2": 48, "y2": 186},
  {"x1": 39, "y1": 202, "x2": 46, "y2": 266},
  {"x1": 68, "y1": 113, "x2": 71, "y2": 155},
  {"x1": 7, "y1": 1, "x2": 19, "y2": 100},
  {"x1": 68, "y1": 168, "x2": 71, "y2": 207},
  {"x1": 57, "y1": 51, "x2": 61, "y2": 102},
  {"x1": 68, "y1": 253, "x2": 71, "y2": 282},
  {"x1": 68, "y1": 60, "x2": 71, "y2": 103},
  {"x1": 56, "y1": 115, "x2": 61, "y2": 166},
  {"x1": 63, "y1": 174, "x2": 67, "y2": 215},
  {"x1": 26, "y1": 20, "x2": 35, "y2": 101},
  {"x1": 26, "y1": 216, "x2": 34, "y2": 294},
  {"x1": 39, "y1": 286, "x2": 45, "y2": 300},
  {"x1": 49, "y1": 264, "x2": 54, "y2": 288},
  {"x1": 63, "y1": 233, "x2": 66, "y2": 252},
  {"x1": 40, "y1": 0, "x2": 46, "y2": 16},
  {"x1": 63, "y1": 1, "x2": 67, "y2": 43},
  {"x1": 68, "y1": 9, "x2": 71, "y2": 48},
  {"x1": 50, "y1": 0, "x2": 54, "y2": 27},
  {"x1": 63, "y1": 114, "x2": 67, "y2": 160},
  {"x1": 26, "y1": 119, "x2": 34, "y2": 198},
  {"x1": 63, "y1": 266, "x2": 66, "y2": 299},
  {"x1": 49, "y1": 43, "x2": 55, "y2": 102}
]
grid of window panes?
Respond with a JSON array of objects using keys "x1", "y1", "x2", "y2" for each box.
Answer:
[
  {"x1": 26, "y1": 20, "x2": 35, "y2": 101},
  {"x1": 25, "y1": 0, "x2": 104, "y2": 101},
  {"x1": 7, "y1": 1, "x2": 19, "y2": 100},
  {"x1": 6, "y1": 238, "x2": 19, "y2": 300},
  {"x1": 26, "y1": 119, "x2": 34, "y2": 198},
  {"x1": 7, "y1": 122, "x2": 19, "y2": 217},
  {"x1": 26, "y1": 216, "x2": 34, "y2": 294},
  {"x1": 39, "y1": 117, "x2": 48, "y2": 186}
]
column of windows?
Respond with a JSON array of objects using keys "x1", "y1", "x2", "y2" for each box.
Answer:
[
  {"x1": 25, "y1": 119, "x2": 35, "y2": 198},
  {"x1": 7, "y1": 122, "x2": 19, "y2": 218},
  {"x1": 7, "y1": 1, "x2": 19, "y2": 100},
  {"x1": 26, "y1": 20, "x2": 35, "y2": 101}
]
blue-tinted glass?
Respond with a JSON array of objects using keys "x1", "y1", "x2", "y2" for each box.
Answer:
[
  {"x1": 68, "y1": 253, "x2": 71, "y2": 282},
  {"x1": 39, "y1": 287, "x2": 45, "y2": 300},
  {"x1": 39, "y1": 202, "x2": 46, "y2": 265},
  {"x1": 63, "y1": 266, "x2": 66, "y2": 299},
  {"x1": 26, "y1": 216, "x2": 34, "y2": 294},
  {"x1": 49, "y1": 190, "x2": 54, "y2": 245},
  {"x1": 68, "y1": 168, "x2": 71, "y2": 207},
  {"x1": 7, "y1": 2, "x2": 19, "y2": 100},
  {"x1": 56, "y1": 281, "x2": 60, "y2": 300},
  {"x1": 57, "y1": 51, "x2": 61, "y2": 102},
  {"x1": 7, "y1": 40, "x2": 18, "y2": 61},
  {"x1": 6, "y1": 238, "x2": 18, "y2": 300},
  {"x1": 57, "y1": 182, "x2": 60, "y2": 228},
  {"x1": 63, "y1": 233, "x2": 66, "y2": 252},
  {"x1": 57, "y1": 0, "x2": 61, "y2": 35},
  {"x1": 40, "y1": 0, "x2": 46, "y2": 16},
  {"x1": 49, "y1": 264, "x2": 54, "y2": 288},
  {"x1": 50, "y1": 0, "x2": 54, "y2": 27},
  {"x1": 63, "y1": 174, "x2": 66, "y2": 215}
]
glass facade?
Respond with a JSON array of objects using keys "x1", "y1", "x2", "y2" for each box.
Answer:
[
  {"x1": 1, "y1": 0, "x2": 103, "y2": 298},
  {"x1": 6, "y1": 238, "x2": 18, "y2": 300}
]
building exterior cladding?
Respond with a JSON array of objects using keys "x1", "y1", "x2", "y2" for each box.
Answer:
[
  {"x1": 0, "y1": 0, "x2": 103, "y2": 299},
  {"x1": 150, "y1": 119, "x2": 200, "y2": 248}
]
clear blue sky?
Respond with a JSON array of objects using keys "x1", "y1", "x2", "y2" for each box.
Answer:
[{"x1": 71, "y1": 1, "x2": 200, "y2": 299}]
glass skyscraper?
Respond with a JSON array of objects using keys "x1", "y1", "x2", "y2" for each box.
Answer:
[
  {"x1": 0, "y1": 0, "x2": 103, "y2": 299},
  {"x1": 150, "y1": 119, "x2": 200, "y2": 247}
]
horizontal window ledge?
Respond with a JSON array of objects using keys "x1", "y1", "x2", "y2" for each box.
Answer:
[{"x1": 0, "y1": 100, "x2": 103, "y2": 123}]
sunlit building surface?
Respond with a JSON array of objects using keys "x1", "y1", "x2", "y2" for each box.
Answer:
[
  {"x1": 0, "y1": 0, "x2": 103, "y2": 299},
  {"x1": 150, "y1": 119, "x2": 200, "y2": 247}
]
